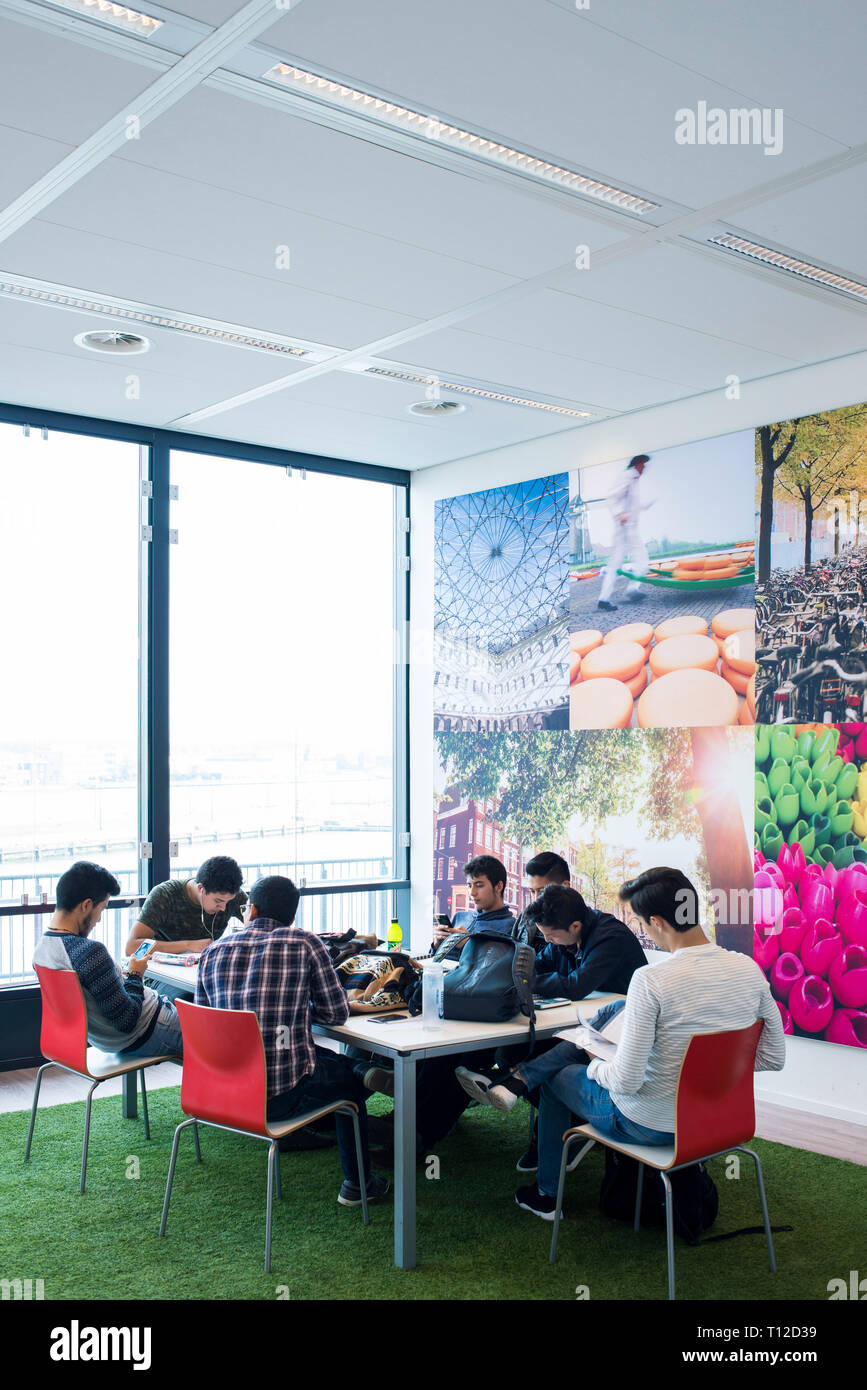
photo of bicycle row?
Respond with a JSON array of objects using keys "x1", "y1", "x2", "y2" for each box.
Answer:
[{"x1": 756, "y1": 401, "x2": 867, "y2": 726}]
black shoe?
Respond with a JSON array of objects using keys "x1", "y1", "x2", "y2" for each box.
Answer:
[
  {"x1": 597, "y1": 600, "x2": 618, "y2": 612},
  {"x1": 337, "y1": 1173, "x2": 390, "y2": 1206},
  {"x1": 277, "y1": 1126, "x2": 335, "y2": 1153},
  {"x1": 516, "y1": 1142, "x2": 538, "y2": 1173},
  {"x1": 515, "y1": 1183, "x2": 561, "y2": 1222}
]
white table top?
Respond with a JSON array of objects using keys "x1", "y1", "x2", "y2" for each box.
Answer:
[{"x1": 144, "y1": 959, "x2": 622, "y2": 1057}]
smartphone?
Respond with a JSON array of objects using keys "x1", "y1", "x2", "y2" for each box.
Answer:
[
  {"x1": 134, "y1": 941, "x2": 154, "y2": 960},
  {"x1": 436, "y1": 914, "x2": 455, "y2": 929},
  {"x1": 533, "y1": 997, "x2": 571, "y2": 1009},
  {"x1": 367, "y1": 1014, "x2": 407, "y2": 1025}
]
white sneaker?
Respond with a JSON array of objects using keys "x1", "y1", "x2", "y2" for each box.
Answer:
[{"x1": 455, "y1": 1066, "x2": 494, "y2": 1105}]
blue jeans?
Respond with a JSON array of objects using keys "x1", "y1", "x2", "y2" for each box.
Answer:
[
  {"x1": 517, "y1": 1041, "x2": 674, "y2": 1196},
  {"x1": 118, "y1": 1001, "x2": 183, "y2": 1060}
]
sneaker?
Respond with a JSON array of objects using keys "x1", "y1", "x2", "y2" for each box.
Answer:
[
  {"x1": 515, "y1": 1183, "x2": 561, "y2": 1222},
  {"x1": 363, "y1": 1067, "x2": 395, "y2": 1097},
  {"x1": 516, "y1": 1142, "x2": 538, "y2": 1172},
  {"x1": 337, "y1": 1173, "x2": 390, "y2": 1206},
  {"x1": 597, "y1": 600, "x2": 617, "y2": 612},
  {"x1": 454, "y1": 1066, "x2": 495, "y2": 1105}
]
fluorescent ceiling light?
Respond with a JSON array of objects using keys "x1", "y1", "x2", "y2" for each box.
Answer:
[
  {"x1": 362, "y1": 366, "x2": 594, "y2": 418},
  {"x1": 44, "y1": 0, "x2": 163, "y2": 35},
  {"x1": 0, "y1": 275, "x2": 330, "y2": 359},
  {"x1": 708, "y1": 233, "x2": 867, "y2": 302},
  {"x1": 263, "y1": 63, "x2": 658, "y2": 216}
]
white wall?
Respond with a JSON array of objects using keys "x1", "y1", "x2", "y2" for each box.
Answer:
[{"x1": 409, "y1": 347, "x2": 867, "y2": 1131}]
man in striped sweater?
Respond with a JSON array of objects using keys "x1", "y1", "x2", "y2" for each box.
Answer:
[
  {"x1": 33, "y1": 861, "x2": 183, "y2": 1059},
  {"x1": 458, "y1": 866, "x2": 786, "y2": 1220}
]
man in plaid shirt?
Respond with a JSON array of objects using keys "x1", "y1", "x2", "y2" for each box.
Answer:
[{"x1": 196, "y1": 875, "x2": 388, "y2": 1207}]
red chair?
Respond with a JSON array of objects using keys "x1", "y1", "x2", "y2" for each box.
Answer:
[
  {"x1": 548, "y1": 1021, "x2": 777, "y2": 1299},
  {"x1": 25, "y1": 964, "x2": 180, "y2": 1193},
  {"x1": 159, "y1": 1000, "x2": 370, "y2": 1273}
]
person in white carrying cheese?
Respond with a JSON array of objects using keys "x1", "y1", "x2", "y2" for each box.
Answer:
[
  {"x1": 597, "y1": 453, "x2": 653, "y2": 612},
  {"x1": 458, "y1": 866, "x2": 786, "y2": 1221}
]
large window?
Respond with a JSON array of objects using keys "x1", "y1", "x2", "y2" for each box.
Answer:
[
  {"x1": 0, "y1": 424, "x2": 141, "y2": 982},
  {"x1": 0, "y1": 411, "x2": 408, "y2": 989}
]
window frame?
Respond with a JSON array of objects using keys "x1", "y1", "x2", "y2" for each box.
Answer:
[{"x1": 0, "y1": 401, "x2": 410, "y2": 1001}]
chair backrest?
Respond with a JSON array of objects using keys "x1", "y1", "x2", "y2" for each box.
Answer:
[
  {"x1": 34, "y1": 964, "x2": 89, "y2": 1074},
  {"x1": 672, "y1": 1020, "x2": 764, "y2": 1166},
  {"x1": 175, "y1": 999, "x2": 269, "y2": 1135}
]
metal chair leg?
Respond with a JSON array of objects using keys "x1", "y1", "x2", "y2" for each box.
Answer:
[
  {"x1": 661, "y1": 1172, "x2": 676, "y2": 1300},
  {"x1": 634, "y1": 1161, "x2": 644, "y2": 1232},
  {"x1": 24, "y1": 1063, "x2": 50, "y2": 1161},
  {"x1": 159, "y1": 1119, "x2": 194, "y2": 1237},
  {"x1": 275, "y1": 1150, "x2": 282, "y2": 1200},
  {"x1": 139, "y1": 1069, "x2": 151, "y2": 1140},
  {"x1": 348, "y1": 1108, "x2": 369, "y2": 1225},
  {"x1": 265, "y1": 1142, "x2": 277, "y2": 1273},
  {"x1": 80, "y1": 1082, "x2": 99, "y2": 1194},
  {"x1": 549, "y1": 1137, "x2": 595, "y2": 1262},
  {"x1": 193, "y1": 1122, "x2": 202, "y2": 1163},
  {"x1": 738, "y1": 1145, "x2": 777, "y2": 1274}
]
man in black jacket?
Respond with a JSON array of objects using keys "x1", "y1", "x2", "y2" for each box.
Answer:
[{"x1": 527, "y1": 884, "x2": 647, "y2": 999}]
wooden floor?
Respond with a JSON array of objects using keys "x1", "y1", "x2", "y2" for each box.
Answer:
[
  {"x1": 755, "y1": 1100, "x2": 866, "y2": 1166},
  {"x1": 0, "y1": 1061, "x2": 182, "y2": 1114}
]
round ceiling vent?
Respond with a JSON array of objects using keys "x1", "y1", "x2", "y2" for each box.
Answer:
[
  {"x1": 408, "y1": 399, "x2": 466, "y2": 418},
  {"x1": 74, "y1": 330, "x2": 150, "y2": 355}
]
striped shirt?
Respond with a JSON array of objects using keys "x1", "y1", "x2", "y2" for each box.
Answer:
[
  {"x1": 586, "y1": 942, "x2": 786, "y2": 1132},
  {"x1": 195, "y1": 920, "x2": 349, "y2": 1096}
]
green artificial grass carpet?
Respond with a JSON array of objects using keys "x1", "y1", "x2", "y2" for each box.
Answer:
[{"x1": 1, "y1": 1086, "x2": 863, "y2": 1301}]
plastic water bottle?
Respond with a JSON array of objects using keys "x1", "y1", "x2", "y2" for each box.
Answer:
[{"x1": 422, "y1": 961, "x2": 444, "y2": 1031}]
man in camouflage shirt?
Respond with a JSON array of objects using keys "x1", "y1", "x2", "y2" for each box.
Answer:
[{"x1": 124, "y1": 855, "x2": 246, "y2": 956}]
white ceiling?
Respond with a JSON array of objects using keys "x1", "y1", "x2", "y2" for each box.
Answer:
[{"x1": 0, "y1": 0, "x2": 865, "y2": 469}]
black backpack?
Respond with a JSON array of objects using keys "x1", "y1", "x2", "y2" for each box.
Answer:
[
  {"x1": 600, "y1": 1149, "x2": 719, "y2": 1244},
  {"x1": 441, "y1": 928, "x2": 537, "y2": 1030}
]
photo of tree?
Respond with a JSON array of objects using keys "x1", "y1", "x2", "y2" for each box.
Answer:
[{"x1": 433, "y1": 727, "x2": 753, "y2": 954}]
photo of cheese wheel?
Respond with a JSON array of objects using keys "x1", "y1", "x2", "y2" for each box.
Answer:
[
  {"x1": 637, "y1": 669, "x2": 739, "y2": 728},
  {"x1": 604, "y1": 622, "x2": 653, "y2": 647},
  {"x1": 570, "y1": 677, "x2": 633, "y2": 729},
  {"x1": 581, "y1": 640, "x2": 646, "y2": 682},
  {"x1": 654, "y1": 615, "x2": 708, "y2": 642},
  {"x1": 627, "y1": 665, "x2": 649, "y2": 699},
  {"x1": 723, "y1": 627, "x2": 756, "y2": 675},
  {"x1": 712, "y1": 609, "x2": 755, "y2": 638},
  {"x1": 649, "y1": 634, "x2": 719, "y2": 678},
  {"x1": 570, "y1": 628, "x2": 604, "y2": 658},
  {"x1": 720, "y1": 660, "x2": 750, "y2": 695}
]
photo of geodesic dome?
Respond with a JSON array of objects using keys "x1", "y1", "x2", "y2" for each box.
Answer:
[{"x1": 434, "y1": 474, "x2": 570, "y2": 731}]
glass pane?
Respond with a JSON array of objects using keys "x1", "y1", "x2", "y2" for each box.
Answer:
[
  {"x1": 169, "y1": 453, "x2": 396, "y2": 894},
  {"x1": 0, "y1": 425, "x2": 140, "y2": 983}
]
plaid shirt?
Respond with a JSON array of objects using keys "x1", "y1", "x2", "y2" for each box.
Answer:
[{"x1": 195, "y1": 920, "x2": 349, "y2": 1097}]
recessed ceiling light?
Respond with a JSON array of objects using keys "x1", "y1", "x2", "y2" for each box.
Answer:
[
  {"x1": 708, "y1": 233, "x2": 867, "y2": 302},
  {"x1": 408, "y1": 399, "x2": 466, "y2": 418},
  {"x1": 0, "y1": 275, "x2": 326, "y2": 359},
  {"x1": 44, "y1": 0, "x2": 163, "y2": 36},
  {"x1": 263, "y1": 63, "x2": 658, "y2": 216},
  {"x1": 75, "y1": 329, "x2": 150, "y2": 354},
  {"x1": 365, "y1": 367, "x2": 594, "y2": 418}
]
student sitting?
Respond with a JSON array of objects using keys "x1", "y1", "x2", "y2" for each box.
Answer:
[
  {"x1": 195, "y1": 874, "x2": 388, "y2": 1207},
  {"x1": 527, "y1": 884, "x2": 648, "y2": 999},
  {"x1": 33, "y1": 861, "x2": 182, "y2": 1059},
  {"x1": 458, "y1": 867, "x2": 786, "y2": 1220}
]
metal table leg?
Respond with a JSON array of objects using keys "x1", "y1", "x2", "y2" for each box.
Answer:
[
  {"x1": 393, "y1": 1053, "x2": 417, "y2": 1270},
  {"x1": 122, "y1": 1070, "x2": 138, "y2": 1119}
]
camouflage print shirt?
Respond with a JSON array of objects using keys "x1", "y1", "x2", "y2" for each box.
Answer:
[{"x1": 138, "y1": 878, "x2": 246, "y2": 944}]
